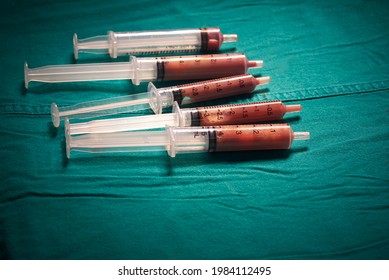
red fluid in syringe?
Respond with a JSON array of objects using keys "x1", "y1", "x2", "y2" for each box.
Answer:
[
  {"x1": 208, "y1": 124, "x2": 298, "y2": 152},
  {"x1": 171, "y1": 74, "x2": 268, "y2": 105},
  {"x1": 160, "y1": 53, "x2": 259, "y2": 81}
]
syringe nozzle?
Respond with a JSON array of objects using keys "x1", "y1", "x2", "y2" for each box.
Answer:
[
  {"x1": 285, "y1": 104, "x2": 302, "y2": 113},
  {"x1": 248, "y1": 60, "x2": 263, "y2": 68},
  {"x1": 293, "y1": 132, "x2": 310, "y2": 140},
  {"x1": 255, "y1": 76, "x2": 270, "y2": 85},
  {"x1": 222, "y1": 34, "x2": 238, "y2": 42}
]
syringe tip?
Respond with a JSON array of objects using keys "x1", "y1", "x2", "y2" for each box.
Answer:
[
  {"x1": 248, "y1": 60, "x2": 263, "y2": 68},
  {"x1": 255, "y1": 76, "x2": 270, "y2": 85},
  {"x1": 222, "y1": 34, "x2": 238, "y2": 42},
  {"x1": 24, "y1": 62, "x2": 29, "y2": 89},
  {"x1": 285, "y1": 104, "x2": 302, "y2": 113},
  {"x1": 73, "y1": 33, "x2": 79, "y2": 60},
  {"x1": 293, "y1": 132, "x2": 310, "y2": 140}
]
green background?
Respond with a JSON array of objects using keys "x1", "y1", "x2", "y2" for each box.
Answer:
[{"x1": 0, "y1": 0, "x2": 388, "y2": 259}]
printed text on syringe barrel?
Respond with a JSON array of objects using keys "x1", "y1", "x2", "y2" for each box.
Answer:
[
  {"x1": 188, "y1": 124, "x2": 295, "y2": 152},
  {"x1": 187, "y1": 101, "x2": 290, "y2": 126},
  {"x1": 167, "y1": 74, "x2": 258, "y2": 105}
]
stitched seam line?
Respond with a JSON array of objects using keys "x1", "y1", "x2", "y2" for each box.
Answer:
[{"x1": 1, "y1": 79, "x2": 388, "y2": 115}]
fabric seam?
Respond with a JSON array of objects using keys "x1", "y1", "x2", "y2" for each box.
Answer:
[{"x1": 1, "y1": 79, "x2": 388, "y2": 115}]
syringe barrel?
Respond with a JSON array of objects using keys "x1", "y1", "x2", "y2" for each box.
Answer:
[
  {"x1": 168, "y1": 124, "x2": 309, "y2": 157},
  {"x1": 75, "y1": 27, "x2": 237, "y2": 59},
  {"x1": 208, "y1": 124, "x2": 295, "y2": 152},
  {"x1": 159, "y1": 53, "x2": 252, "y2": 81},
  {"x1": 181, "y1": 101, "x2": 301, "y2": 126},
  {"x1": 138, "y1": 53, "x2": 258, "y2": 84}
]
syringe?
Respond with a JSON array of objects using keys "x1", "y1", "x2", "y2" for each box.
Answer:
[
  {"x1": 51, "y1": 74, "x2": 270, "y2": 127},
  {"x1": 65, "y1": 123, "x2": 310, "y2": 158},
  {"x1": 24, "y1": 53, "x2": 262, "y2": 88},
  {"x1": 66, "y1": 101, "x2": 301, "y2": 135},
  {"x1": 73, "y1": 27, "x2": 237, "y2": 59}
]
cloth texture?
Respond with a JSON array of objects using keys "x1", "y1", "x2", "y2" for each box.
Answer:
[{"x1": 0, "y1": 0, "x2": 388, "y2": 259}]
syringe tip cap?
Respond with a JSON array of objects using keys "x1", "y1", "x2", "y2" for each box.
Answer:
[
  {"x1": 294, "y1": 132, "x2": 310, "y2": 140},
  {"x1": 73, "y1": 33, "x2": 79, "y2": 60},
  {"x1": 256, "y1": 76, "x2": 270, "y2": 85},
  {"x1": 222, "y1": 34, "x2": 238, "y2": 42},
  {"x1": 51, "y1": 102, "x2": 60, "y2": 128},
  {"x1": 285, "y1": 104, "x2": 302, "y2": 113},
  {"x1": 248, "y1": 60, "x2": 263, "y2": 68}
]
